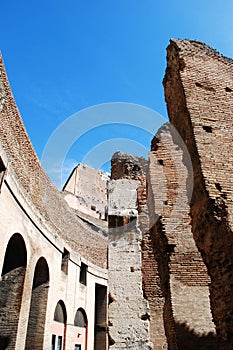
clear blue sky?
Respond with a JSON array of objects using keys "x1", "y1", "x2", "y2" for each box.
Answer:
[{"x1": 1, "y1": 0, "x2": 233, "y2": 186}]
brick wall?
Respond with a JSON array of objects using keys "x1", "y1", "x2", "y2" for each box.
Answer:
[
  {"x1": 25, "y1": 258, "x2": 49, "y2": 349},
  {"x1": 163, "y1": 39, "x2": 233, "y2": 348},
  {"x1": 148, "y1": 124, "x2": 217, "y2": 349},
  {"x1": 0, "y1": 267, "x2": 26, "y2": 349}
]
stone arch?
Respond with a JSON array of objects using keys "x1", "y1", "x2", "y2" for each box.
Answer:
[
  {"x1": 74, "y1": 308, "x2": 88, "y2": 328},
  {"x1": 74, "y1": 308, "x2": 88, "y2": 350},
  {"x1": 0, "y1": 233, "x2": 27, "y2": 349},
  {"x1": 25, "y1": 257, "x2": 49, "y2": 350},
  {"x1": 54, "y1": 300, "x2": 67, "y2": 324},
  {"x1": 51, "y1": 300, "x2": 67, "y2": 350}
]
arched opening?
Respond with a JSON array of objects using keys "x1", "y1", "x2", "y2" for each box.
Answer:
[
  {"x1": 74, "y1": 308, "x2": 88, "y2": 350},
  {"x1": 25, "y1": 257, "x2": 49, "y2": 350},
  {"x1": 51, "y1": 300, "x2": 67, "y2": 350},
  {"x1": 0, "y1": 233, "x2": 27, "y2": 348}
]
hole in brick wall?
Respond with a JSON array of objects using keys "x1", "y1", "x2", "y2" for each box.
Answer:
[
  {"x1": 225, "y1": 87, "x2": 232, "y2": 92},
  {"x1": 130, "y1": 266, "x2": 135, "y2": 272},
  {"x1": 215, "y1": 183, "x2": 222, "y2": 191},
  {"x1": 165, "y1": 244, "x2": 176, "y2": 254},
  {"x1": 91, "y1": 205, "x2": 96, "y2": 211},
  {"x1": 163, "y1": 200, "x2": 168, "y2": 205},
  {"x1": 132, "y1": 164, "x2": 140, "y2": 172},
  {"x1": 141, "y1": 313, "x2": 150, "y2": 321},
  {"x1": 195, "y1": 82, "x2": 215, "y2": 92},
  {"x1": 158, "y1": 159, "x2": 164, "y2": 165},
  {"x1": 202, "y1": 125, "x2": 212, "y2": 133}
]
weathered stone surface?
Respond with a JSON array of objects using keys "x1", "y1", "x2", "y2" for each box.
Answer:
[
  {"x1": 108, "y1": 173, "x2": 153, "y2": 350},
  {"x1": 63, "y1": 163, "x2": 109, "y2": 220},
  {"x1": 108, "y1": 179, "x2": 140, "y2": 217}
]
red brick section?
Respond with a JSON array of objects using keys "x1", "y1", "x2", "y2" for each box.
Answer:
[
  {"x1": 0, "y1": 267, "x2": 26, "y2": 349},
  {"x1": 25, "y1": 283, "x2": 49, "y2": 349},
  {"x1": 149, "y1": 124, "x2": 218, "y2": 349},
  {"x1": 138, "y1": 175, "x2": 168, "y2": 349},
  {"x1": 25, "y1": 258, "x2": 49, "y2": 349},
  {"x1": 163, "y1": 39, "x2": 233, "y2": 348}
]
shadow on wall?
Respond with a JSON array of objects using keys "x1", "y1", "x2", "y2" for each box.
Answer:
[
  {"x1": 0, "y1": 336, "x2": 9, "y2": 349},
  {"x1": 176, "y1": 322, "x2": 222, "y2": 350}
]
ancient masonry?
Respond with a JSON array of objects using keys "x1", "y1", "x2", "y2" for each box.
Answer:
[{"x1": 0, "y1": 38, "x2": 232, "y2": 350}]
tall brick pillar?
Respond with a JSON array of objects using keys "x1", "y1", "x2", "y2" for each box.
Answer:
[{"x1": 163, "y1": 39, "x2": 233, "y2": 348}]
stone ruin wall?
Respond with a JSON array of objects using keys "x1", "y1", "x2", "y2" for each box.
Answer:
[
  {"x1": 163, "y1": 39, "x2": 233, "y2": 348},
  {"x1": 1, "y1": 38, "x2": 233, "y2": 350},
  {"x1": 63, "y1": 164, "x2": 109, "y2": 220},
  {"x1": 111, "y1": 152, "x2": 168, "y2": 349},
  {"x1": 108, "y1": 153, "x2": 153, "y2": 350}
]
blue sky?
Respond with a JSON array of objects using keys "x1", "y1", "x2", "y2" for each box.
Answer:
[{"x1": 1, "y1": 0, "x2": 233, "y2": 186}]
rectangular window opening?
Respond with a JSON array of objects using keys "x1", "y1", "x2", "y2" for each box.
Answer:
[
  {"x1": 61, "y1": 248, "x2": 70, "y2": 274},
  {"x1": 79, "y1": 262, "x2": 87, "y2": 285},
  {"x1": 57, "y1": 336, "x2": 62, "y2": 350},
  {"x1": 51, "y1": 334, "x2": 56, "y2": 350},
  {"x1": 74, "y1": 345, "x2": 81, "y2": 350}
]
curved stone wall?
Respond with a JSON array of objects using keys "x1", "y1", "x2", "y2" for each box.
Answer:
[
  {"x1": 0, "y1": 55, "x2": 108, "y2": 350},
  {"x1": 0, "y1": 55, "x2": 107, "y2": 268}
]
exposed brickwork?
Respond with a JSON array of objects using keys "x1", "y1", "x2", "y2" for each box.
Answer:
[
  {"x1": 138, "y1": 176, "x2": 167, "y2": 350},
  {"x1": 0, "y1": 267, "x2": 26, "y2": 349},
  {"x1": 111, "y1": 151, "x2": 148, "y2": 180},
  {"x1": 25, "y1": 258, "x2": 49, "y2": 349},
  {"x1": 25, "y1": 283, "x2": 49, "y2": 349},
  {"x1": 149, "y1": 124, "x2": 217, "y2": 349},
  {"x1": 163, "y1": 39, "x2": 233, "y2": 348}
]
